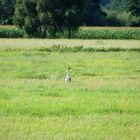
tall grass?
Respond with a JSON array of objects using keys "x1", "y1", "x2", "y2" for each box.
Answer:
[
  {"x1": 0, "y1": 49, "x2": 140, "y2": 140},
  {"x1": 0, "y1": 26, "x2": 23, "y2": 38},
  {"x1": 76, "y1": 27, "x2": 140, "y2": 39},
  {"x1": 0, "y1": 25, "x2": 140, "y2": 39},
  {"x1": 38, "y1": 45, "x2": 140, "y2": 52}
]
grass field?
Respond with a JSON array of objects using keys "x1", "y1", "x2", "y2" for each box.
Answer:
[
  {"x1": 0, "y1": 39, "x2": 140, "y2": 140},
  {"x1": 0, "y1": 39, "x2": 140, "y2": 50}
]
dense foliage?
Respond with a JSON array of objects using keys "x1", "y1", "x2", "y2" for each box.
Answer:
[
  {"x1": 0, "y1": 0, "x2": 140, "y2": 38},
  {"x1": 127, "y1": 0, "x2": 140, "y2": 26},
  {"x1": 0, "y1": 0, "x2": 15, "y2": 24},
  {"x1": 84, "y1": 0, "x2": 106, "y2": 26},
  {"x1": 104, "y1": 0, "x2": 140, "y2": 26},
  {"x1": 101, "y1": 0, "x2": 110, "y2": 6},
  {"x1": 14, "y1": 0, "x2": 88, "y2": 38}
]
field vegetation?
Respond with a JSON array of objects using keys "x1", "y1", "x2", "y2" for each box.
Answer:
[
  {"x1": 76, "y1": 27, "x2": 140, "y2": 39},
  {"x1": 0, "y1": 0, "x2": 140, "y2": 139},
  {"x1": 0, "y1": 38, "x2": 140, "y2": 50},
  {"x1": 0, "y1": 26, "x2": 140, "y2": 39},
  {"x1": 0, "y1": 26, "x2": 23, "y2": 38},
  {"x1": 0, "y1": 39, "x2": 140, "y2": 139}
]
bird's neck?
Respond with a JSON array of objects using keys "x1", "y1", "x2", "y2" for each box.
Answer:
[{"x1": 67, "y1": 70, "x2": 70, "y2": 75}]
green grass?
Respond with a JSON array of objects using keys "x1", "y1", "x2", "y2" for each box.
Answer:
[
  {"x1": 0, "y1": 39, "x2": 140, "y2": 50},
  {"x1": 0, "y1": 40, "x2": 140, "y2": 139}
]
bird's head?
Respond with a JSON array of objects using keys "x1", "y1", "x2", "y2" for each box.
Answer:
[{"x1": 67, "y1": 67, "x2": 71, "y2": 73}]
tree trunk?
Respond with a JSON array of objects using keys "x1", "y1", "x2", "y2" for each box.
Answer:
[{"x1": 68, "y1": 25, "x2": 71, "y2": 39}]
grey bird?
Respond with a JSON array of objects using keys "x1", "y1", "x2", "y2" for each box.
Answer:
[{"x1": 65, "y1": 67, "x2": 71, "y2": 82}]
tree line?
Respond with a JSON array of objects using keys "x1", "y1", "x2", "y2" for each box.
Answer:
[{"x1": 0, "y1": 0, "x2": 139, "y2": 38}]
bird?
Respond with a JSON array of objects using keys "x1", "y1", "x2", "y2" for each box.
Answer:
[{"x1": 65, "y1": 67, "x2": 71, "y2": 82}]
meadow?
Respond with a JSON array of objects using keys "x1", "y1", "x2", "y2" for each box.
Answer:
[
  {"x1": 0, "y1": 39, "x2": 140, "y2": 140},
  {"x1": 0, "y1": 38, "x2": 140, "y2": 50}
]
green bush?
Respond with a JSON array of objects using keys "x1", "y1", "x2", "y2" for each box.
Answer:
[{"x1": 0, "y1": 26, "x2": 23, "y2": 38}]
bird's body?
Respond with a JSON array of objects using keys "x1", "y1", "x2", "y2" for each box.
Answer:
[
  {"x1": 65, "y1": 74, "x2": 71, "y2": 82},
  {"x1": 65, "y1": 67, "x2": 71, "y2": 82}
]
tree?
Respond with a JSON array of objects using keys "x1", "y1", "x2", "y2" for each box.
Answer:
[
  {"x1": 14, "y1": 0, "x2": 40, "y2": 37},
  {"x1": 105, "y1": 0, "x2": 127, "y2": 12},
  {"x1": 127, "y1": 0, "x2": 140, "y2": 26},
  {"x1": 84, "y1": 0, "x2": 106, "y2": 26},
  {"x1": 0, "y1": 0, "x2": 15, "y2": 24},
  {"x1": 14, "y1": 0, "x2": 88, "y2": 38},
  {"x1": 128, "y1": 0, "x2": 140, "y2": 17},
  {"x1": 101, "y1": 0, "x2": 110, "y2": 6},
  {"x1": 103, "y1": 0, "x2": 135, "y2": 26}
]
